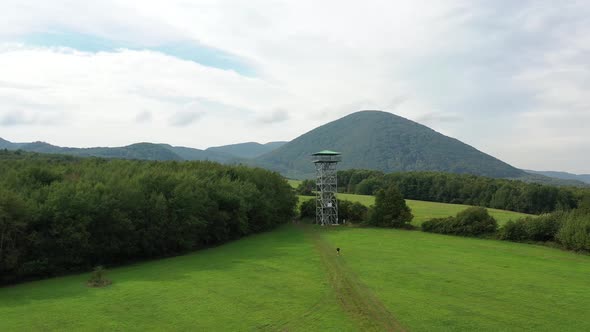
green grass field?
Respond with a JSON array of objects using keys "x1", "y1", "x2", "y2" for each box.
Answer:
[
  {"x1": 0, "y1": 226, "x2": 356, "y2": 331},
  {"x1": 298, "y1": 193, "x2": 532, "y2": 225},
  {"x1": 3, "y1": 224, "x2": 589, "y2": 331},
  {"x1": 321, "y1": 227, "x2": 590, "y2": 331},
  {"x1": 287, "y1": 179, "x2": 302, "y2": 188}
]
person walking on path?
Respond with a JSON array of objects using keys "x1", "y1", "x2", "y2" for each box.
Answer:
[{"x1": 336, "y1": 247, "x2": 341, "y2": 256}]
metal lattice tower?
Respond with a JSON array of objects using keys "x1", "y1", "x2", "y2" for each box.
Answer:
[{"x1": 312, "y1": 150, "x2": 342, "y2": 226}]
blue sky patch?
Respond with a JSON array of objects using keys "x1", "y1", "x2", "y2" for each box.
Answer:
[{"x1": 23, "y1": 31, "x2": 256, "y2": 76}]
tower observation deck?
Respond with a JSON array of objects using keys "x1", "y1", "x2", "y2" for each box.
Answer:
[{"x1": 311, "y1": 150, "x2": 342, "y2": 226}]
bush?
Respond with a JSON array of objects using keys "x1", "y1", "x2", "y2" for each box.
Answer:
[
  {"x1": 556, "y1": 212, "x2": 590, "y2": 252},
  {"x1": 497, "y1": 220, "x2": 528, "y2": 241},
  {"x1": 422, "y1": 207, "x2": 497, "y2": 236},
  {"x1": 339, "y1": 200, "x2": 368, "y2": 224},
  {"x1": 299, "y1": 199, "x2": 315, "y2": 219},
  {"x1": 349, "y1": 202, "x2": 369, "y2": 223},
  {"x1": 296, "y1": 179, "x2": 315, "y2": 196},
  {"x1": 498, "y1": 212, "x2": 564, "y2": 242},
  {"x1": 87, "y1": 266, "x2": 112, "y2": 288},
  {"x1": 368, "y1": 184, "x2": 413, "y2": 228}
]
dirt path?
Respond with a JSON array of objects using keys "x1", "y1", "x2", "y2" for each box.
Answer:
[{"x1": 302, "y1": 225, "x2": 406, "y2": 332}]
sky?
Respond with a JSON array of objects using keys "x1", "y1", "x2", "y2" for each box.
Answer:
[{"x1": 0, "y1": 0, "x2": 589, "y2": 173}]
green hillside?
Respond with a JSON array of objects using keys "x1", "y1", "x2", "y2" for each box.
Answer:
[
  {"x1": 2, "y1": 225, "x2": 589, "y2": 331},
  {"x1": 255, "y1": 111, "x2": 525, "y2": 179},
  {"x1": 206, "y1": 141, "x2": 287, "y2": 158}
]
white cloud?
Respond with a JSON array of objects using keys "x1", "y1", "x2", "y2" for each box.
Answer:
[{"x1": 0, "y1": 0, "x2": 589, "y2": 172}]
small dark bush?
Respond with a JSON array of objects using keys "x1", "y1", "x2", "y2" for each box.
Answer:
[
  {"x1": 87, "y1": 266, "x2": 112, "y2": 288},
  {"x1": 421, "y1": 207, "x2": 497, "y2": 236},
  {"x1": 299, "y1": 199, "x2": 315, "y2": 219},
  {"x1": 296, "y1": 179, "x2": 315, "y2": 196},
  {"x1": 498, "y1": 220, "x2": 528, "y2": 241},
  {"x1": 339, "y1": 200, "x2": 368, "y2": 224},
  {"x1": 348, "y1": 202, "x2": 369, "y2": 223},
  {"x1": 421, "y1": 217, "x2": 454, "y2": 233}
]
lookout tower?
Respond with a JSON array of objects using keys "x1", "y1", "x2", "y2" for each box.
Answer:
[{"x1": 312, "y1": 150, "x2": 341, "y2": 226}]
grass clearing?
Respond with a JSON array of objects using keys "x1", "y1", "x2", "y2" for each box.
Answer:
[
  {"x1": 298, "y1": 193, "x2": 532, "y2": 225},
  {"x1": 322, "y1": 227, "x2": 590, "y2": 331},
  {"x1": 287, "y1": 179, "x2": 302, "y2": 188},
  {"x1": 0, "y1": 226, "x2": 355, "y2": 332},
  {"x1": 2, "y1": 223, "x2": 589, "y2": 331}
]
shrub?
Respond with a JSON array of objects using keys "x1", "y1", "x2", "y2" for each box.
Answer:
[
  {"x1": 339, "y1": 200, "x2": 368, "y2": 224},
  {"x1": 348, "y1": 202, "x2": 369, "y2": 223},
  {"x1": 87, "y1": 266, "x2": 112, "y2": 288},
  {"x1": 296, "y1": 179, "x2": 315, "y2": 196},
  {"x1": 497, "y1": 220, "x2": 528, "y2": 241},
  {"x1": 422, "y1": 207, "x2": 497, "y2": 236},
  {"x1": 498, "y1": 212, "x2": 564, "y2": 242},
  {"x1": 556, "y1": 212, "x2": 590, "y2": 252},
  {"x1": 299, "y1": 199, "x2": 315, "y2": 219},
  {"x1": 421, "y1": 217, "x2": 454, "y2": 233}
]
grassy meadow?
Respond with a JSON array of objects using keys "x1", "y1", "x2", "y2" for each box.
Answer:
[
  {"x1": 321, "y1": 227, "x2": 590, "y2": 331},
  {"x1": 3, "y1": 224, "x2": 589, "y2": 331},
  {"x1": 0, "y1": 226, "x2": 355, "y2": 331},
  {"x1": 297, "y1": 193, "x2": 531, "y2": 226}
]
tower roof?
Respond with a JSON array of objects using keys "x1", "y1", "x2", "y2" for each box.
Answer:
[{"x1": 312, "y1": 150, "x2": 341, "y2": 156}]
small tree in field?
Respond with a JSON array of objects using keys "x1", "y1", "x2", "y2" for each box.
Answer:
[
  {"x1": 87, "y1": 266, "x2": 112, "y2": 288},
  {"x1": 368, "y1": 184, "x2": 413, "y2": 228}
]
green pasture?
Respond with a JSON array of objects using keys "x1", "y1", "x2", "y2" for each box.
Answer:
[
  {"x1": 287, "y1": 179, "x2": 302, "y2": 188},
  {"x1": 0, "y1": 226, "x2": 355, "y2": 332},
  {"x1": 298, "y1": 193, "x2": 532, "y2": 225},
  {"x1": 322, "y1": 227, "x2": 590, "y2": 331},
  {"x1": 3, "y1": 224, "x2": 589, "y2": 331}
]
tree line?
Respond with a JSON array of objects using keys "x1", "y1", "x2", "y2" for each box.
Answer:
[
  {"x1": 337, "y1": 169, "x2": 590, "y2": 215},
  {"x1": 0, "y1": 151, "x2": 296, "y2": 284}
]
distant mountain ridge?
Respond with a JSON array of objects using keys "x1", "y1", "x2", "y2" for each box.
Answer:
[
  {"x1": 0, "y1": 139, "x2": 234, "y2": 162},
  {"x1": 525, "y1": 170, "x2": 590, "y2": 185},
  {"x1": 206, "y1": 141, "x2": 287, "y2": 159}
]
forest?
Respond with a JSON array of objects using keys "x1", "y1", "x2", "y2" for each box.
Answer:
[
  {"x1": 0, "y1": 151, "x2": 296, "y2": 284},
  {"x1": 337, "y1": 169, "x2": 590, "y2": 215}
]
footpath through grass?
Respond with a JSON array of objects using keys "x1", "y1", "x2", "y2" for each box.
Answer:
[
  {"x1": 322, "y1": 227, "x2": 590, "y2": 331},
  {"x1": 303, "y1": 225, "x2": 405, "y2": 331},
  {"x1": 0, "y1": 226, "x2": 355, "y2": 332}
]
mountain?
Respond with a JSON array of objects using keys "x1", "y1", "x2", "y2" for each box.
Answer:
[
  {"x1": 160, "y1": 144, "x2": 234, "y2": 162},
  {"x1": 206, "y1": 141, "x2": 287, "y2": 159},
  {"x1": 525, "y1": 170, "x2": 590, "y2": 185},
  {"x1": 0, "y1": 138, "x2": 22, "y2": 149},
  {"x1": 0, "y1": 138, "x2": 232, "y2": 162},
  {"x1": 255, "y1": 111, "x2": 526, "y2": 179}
]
